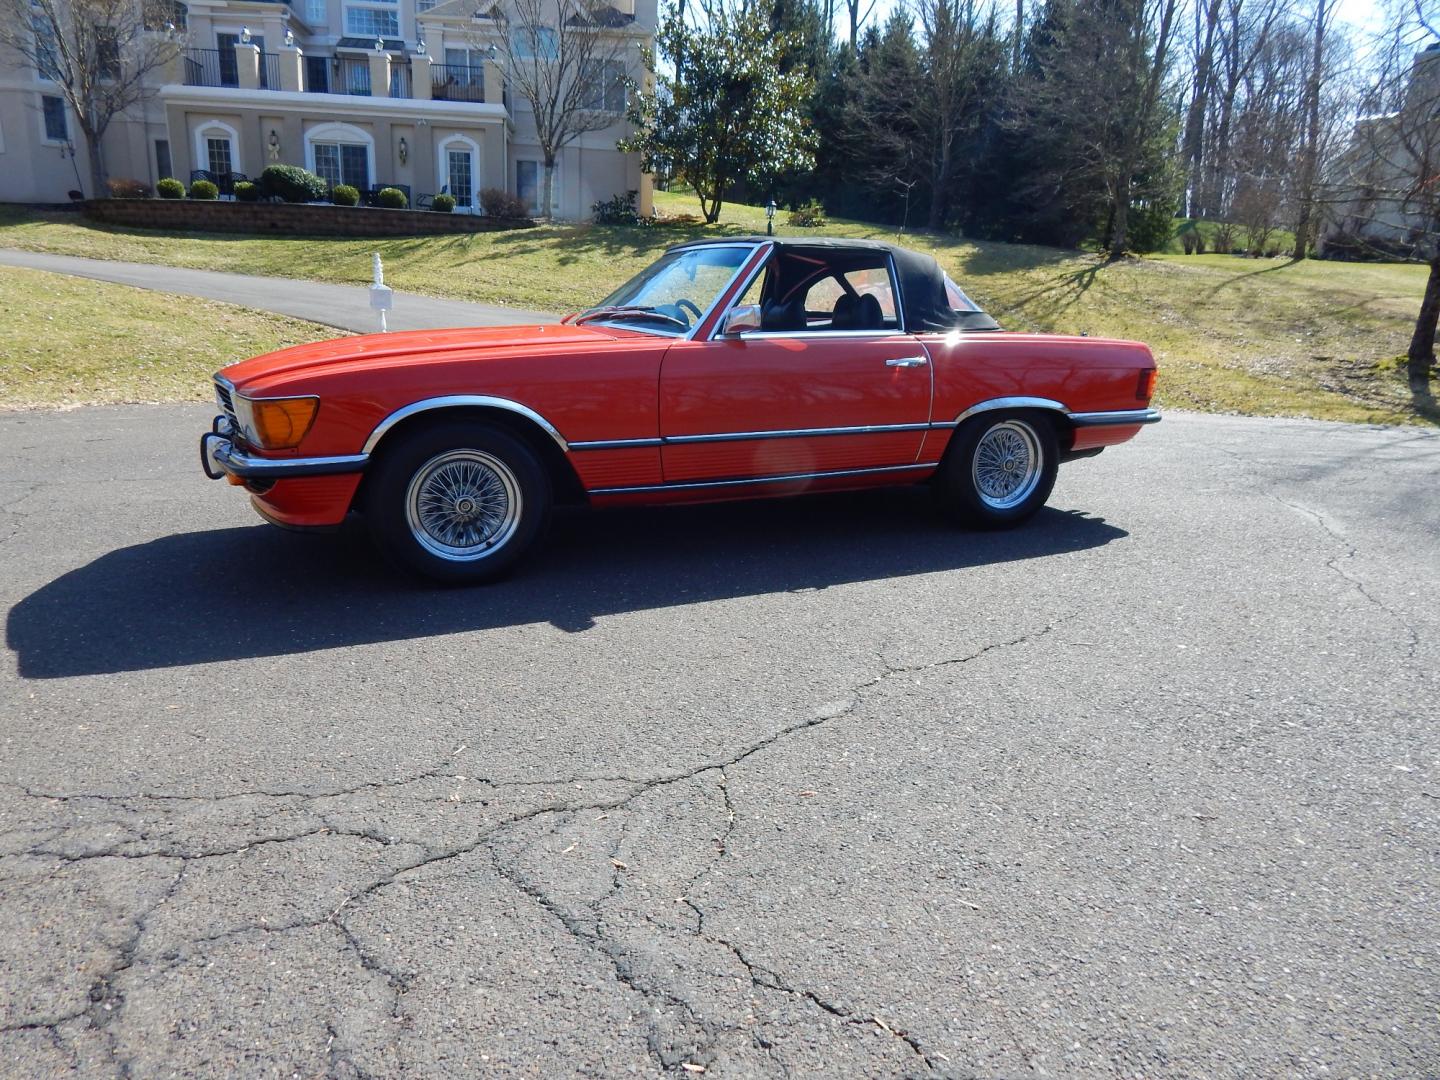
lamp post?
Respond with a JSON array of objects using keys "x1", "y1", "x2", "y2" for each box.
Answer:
[{"x1": 765, "y1": 198, "x2": 776, "y2": 236}]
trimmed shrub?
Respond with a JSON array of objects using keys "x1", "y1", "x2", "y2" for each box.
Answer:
[
  {"x1": 787, "y1": 198, "x2": 826, "y2": 227},
  {"x1": 156, "y1": 177, "x2": 185, "y2": 200},
  {"x1": 106, "y1": 178, "x2": 151, "y2": 199},
  {"x1": 259, "y1": 163, "x2": 327, "y2": 203},
  {"x1": 431, "y1": 193, "x2": 456, "y2": 213},
  {"x1": 233, "y1": 181, "x2": 259, "y2": 202},
  {"x1": 188, "y1": 179, "x2": 219, "y2": 200},
  {"x1": 480, "y1": 186, "x2": 529, "y2": 219},
  {"x1": 376, "y1": 186, "x2": 408, "y2": 210},
  {"x1": 593, "y1": 190, "x2": 639, "y2": 225},
  {"x1": 331, "y1": 184, "x2": 360, "y2": 207}
]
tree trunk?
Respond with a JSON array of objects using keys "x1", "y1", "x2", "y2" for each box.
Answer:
[
  {"x1": 1408, "y1": 256, "x2": 1440, "y2": 389},
  {"x1": 83, "y1": 125, "x2": 107, "y2": 198},
  {"x1": 927, "y1": 139, "x2": 952, "y2": 230},
  {"x1": 1292, "y1": 0, "x2": 1327, "y2": 261},
  {"x1": 1107, "y1": 180, "x2": 1130, "y2": 260},
  {"x1": 1013, "y1": 0, "x2": 1022, "y2": 71},
  {"x1": 541, "y1": 156, "x2": 557, "y2": 220}
]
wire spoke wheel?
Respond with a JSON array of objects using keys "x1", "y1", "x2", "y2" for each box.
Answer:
[
  {"x1": 404, "y1": 449, "x2": 522, "y2": 562},
  {"x1": 971, "y1": 420, "x2": 1043, "y2": 510}
]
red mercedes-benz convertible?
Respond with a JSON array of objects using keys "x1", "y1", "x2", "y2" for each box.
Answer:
[{"x1": 201, "y1": 237, "x2": 1159, "y2": 583}]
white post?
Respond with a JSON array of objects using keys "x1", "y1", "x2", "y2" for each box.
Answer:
[{"x1": 369, "y1": 252, "x2": 393, "y2": 333}]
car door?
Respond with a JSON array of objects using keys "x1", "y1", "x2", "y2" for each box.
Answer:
[{"x1": 658, "y1": 261, "x2": 933, "y2": 485}]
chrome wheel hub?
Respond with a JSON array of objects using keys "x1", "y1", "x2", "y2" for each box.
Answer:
[
  {"x1": 973, "y1": 420, "x2": 1043, "y2": 510},
  {"x1": 404, "y1": 449, "x2": 522, "y2": 562}
]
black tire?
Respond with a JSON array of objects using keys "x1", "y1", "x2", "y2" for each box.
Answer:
[
  {"x1": 364, "y1": 421, "x2": 551, "y2": 584},
  {"x1": 934, "y1": 412, "x2": 1059, "y2": 528}
]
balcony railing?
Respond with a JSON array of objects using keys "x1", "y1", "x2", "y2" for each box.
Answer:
[
  {"x1": 183, "y1": 47, "x2": 280, "y2": 89},
  {"x1": 183, "y1": 48, "x2": 233, "y2": 87},
  {"x1": 431, "y1": 63, "x2": 485, "y2": 102},
  {"x1": 335, "y1": 56, "x2": 372, "y2": 95},
  {"x1": 177, "y1": 49, "x2": 504, "y2": 105}
]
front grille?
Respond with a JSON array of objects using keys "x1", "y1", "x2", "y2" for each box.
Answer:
[{"x1": 214, "y1": 379, "x2": 238, "y2": 429}]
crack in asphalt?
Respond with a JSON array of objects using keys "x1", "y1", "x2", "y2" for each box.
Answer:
[
  {"x1": 3, "y1": 625, "x2": 1062, "y2": 1073},
  {"x1": 1273, "y1": 495, "x2": 1422, "y2": 661}
]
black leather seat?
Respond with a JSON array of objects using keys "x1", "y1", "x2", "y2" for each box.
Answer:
[
  {"x1": 856, "y1": 294, "x2": 884, "y2": 330},
  {"x1": 831, "y1": 293, "x2": 859, "y2": 329},
  {"x1": 761, "y1": 297, "x2": 806, "y2": 331}
]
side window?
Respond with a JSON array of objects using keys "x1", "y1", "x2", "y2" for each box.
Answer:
[
  {"x1": 735, "y1": 264, "x2": 768, "y2": 307},
  {"x1": 844, "y1": 267, "x2": 897, "y2": 320}
]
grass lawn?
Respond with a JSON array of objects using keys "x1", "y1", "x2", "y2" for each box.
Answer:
[
  {"x1": 0, "y1": 266, "x2": 338, "y2": 409},
  {"x1": 0, "y1": 193, "x2": 1431, "y2": 425}
]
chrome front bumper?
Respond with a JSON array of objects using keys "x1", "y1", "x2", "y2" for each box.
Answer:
[{"x1": 200, "y1": 416, "x2": 368, "y2": 481}]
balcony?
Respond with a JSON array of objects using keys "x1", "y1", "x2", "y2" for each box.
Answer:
[
  {"x1": 183, "y1": 48, "x2": 281, "y2": 89},
  {"x1": 430, "y1": 63, "x2": 485, "y2": 103},
  {"x1": 169, "y1": 46, "x2": 505, "y2": 110}
]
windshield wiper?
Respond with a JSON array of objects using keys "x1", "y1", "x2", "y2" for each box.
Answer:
[{"x1": 573, "y1": 305, "x2": 688, "y2": 330}]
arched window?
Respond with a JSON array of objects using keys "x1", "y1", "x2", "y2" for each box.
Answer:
[
  {"x1": 305, "y1": 122, "x2": 375, "y2": 190},
  {"x1": 436, "y1": 133, "x2": 482, "y2": 211},
  {"x1": 193, "y1": 119, "x2": 239, "y2": 179}
]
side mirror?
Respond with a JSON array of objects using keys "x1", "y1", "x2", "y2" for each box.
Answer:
[{"x1": 721, "y1": 304, "x2": 762, "y2": 336}]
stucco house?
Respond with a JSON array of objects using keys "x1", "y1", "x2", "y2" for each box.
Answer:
[
  {"x1": 1321, "y1": 44, "x2": 1440, "y2": 257},
  {"x1": 0, "y1": 0, "x2": 654, "y2": 218}
]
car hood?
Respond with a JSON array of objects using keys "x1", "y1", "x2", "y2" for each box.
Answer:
[{"x1": 219, "y1": 323, "x2": 621, "y2": 393}]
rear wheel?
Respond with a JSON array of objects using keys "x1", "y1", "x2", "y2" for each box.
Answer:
[
  {"x1": 935, "y1": 413, "x2": 1059, "y2": 528},
  {"x1": 365, "y1": 421, "x2": 550, "y2": 584}
]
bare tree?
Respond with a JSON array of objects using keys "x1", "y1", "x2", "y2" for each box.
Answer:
[
  {"x1": 486, "y1": 0, "x2": 636, "y2": 218},
  {"x1": 0, "y1": 0, "x2": 181, "y2": 195},
  {"x1": 1290, "y1": 0, "x2": 1334, "y2": 257},
  {"x1": 1322, "y1": 1, "x2": 1440, "y2": 390},
  {"x1": 914, "y1": 0, "x2": 1006, "y2": 229},
  {"x1": 1181, "y1": 0, "x2": 1224, "y2": 216},
  {"x1": 843, "y1": 0, "x2": 877, "y2": 47}
]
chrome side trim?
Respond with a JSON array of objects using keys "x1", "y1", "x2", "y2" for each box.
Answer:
[
  {"x1": 361, "y1": 396, "x2": 570, "y2": 454},
  {"x1": 936, "y1": 397, "x2": 1070, "y2": 427},
  {"x1": 1069, "y1": 408, "x2": 1162, "y2": 427},
  {"x1": 734, "y1": 330, "x2": 911, "y2": 341},
  {"x1": 212, "y1": 440, "x2": 368, "y2": 479},
  {"x1": 587, "y1": 461, "x2": 940, "y2": 496},
  {"x1": 666, "y1": 422, "x2": 931, "y2": 445},
  {"x1": 568, "y1": 437, "x2": 664, "y2": 451}
]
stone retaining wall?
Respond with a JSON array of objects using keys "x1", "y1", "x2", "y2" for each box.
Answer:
[{"x1": 82, "y1": 199, "x2": 533, "y2": 237}]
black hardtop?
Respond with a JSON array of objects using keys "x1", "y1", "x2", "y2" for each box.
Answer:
[{"x1": 668, "y1": 235, "x2": 998, "y2": 332}]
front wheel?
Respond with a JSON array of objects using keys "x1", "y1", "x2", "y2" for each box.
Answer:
[
  {"x1": 365, "y1": 422, "x2": 551, "y2": 584},
  {"x1": 934, "y1": 413, "x2": 1059, "y2": 528}
]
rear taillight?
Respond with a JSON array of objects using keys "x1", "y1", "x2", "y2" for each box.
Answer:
[{"x1": 1137, "y1": 368, "x2": 1157, "y2": 402}]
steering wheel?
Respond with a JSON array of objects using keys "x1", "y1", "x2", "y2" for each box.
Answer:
[{"x1": 675, "y1": 298, "x2": 704, "y2": 324}]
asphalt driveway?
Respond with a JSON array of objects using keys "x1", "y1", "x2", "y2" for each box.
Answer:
[{"x1": 0, "y1": 407, "x2": 1436, "y2": 1078}]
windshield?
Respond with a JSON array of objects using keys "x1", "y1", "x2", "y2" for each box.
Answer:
[{"x1": 580, "y1": 245, "x2": 754, "y2": 334}]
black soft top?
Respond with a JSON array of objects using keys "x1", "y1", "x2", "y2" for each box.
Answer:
[{"x1": 670, "y1": 236, "x2": 1000, "y2": 333}]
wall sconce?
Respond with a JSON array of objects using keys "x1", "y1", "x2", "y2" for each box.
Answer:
[
  {"x1": 398, "y1": 136, "x2": 408, "y2": 165},
  {"x1": 240, "y1": 26, "x2": 251, "y2": 45},
  {"x1": 415, "y1": 39, "x2": 427, "y2": 56},
  {"x1": 374, "y1": 36, "x2": 385, "y2": 52},
  {"x1": 487, "y1": 42, "x2": 498, "y2": 60},
  {"x1": 268, "y1": 130, "x2": 281, "y2": 160},
  {"x1": 284, "y1": 28, "x2": 294, "y2": 47}
]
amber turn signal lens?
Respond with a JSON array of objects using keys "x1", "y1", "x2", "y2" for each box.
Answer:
[
  {"x1": 1136, "y1": 368, "x2": 1157, "y2": 402},
  {"x1": 251, "y1": 397, "x2": 319, "y2": 449}
]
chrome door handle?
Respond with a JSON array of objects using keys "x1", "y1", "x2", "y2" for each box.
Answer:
[{"x1": 886, "y1": 356, "x2": 928, "y2": 368}]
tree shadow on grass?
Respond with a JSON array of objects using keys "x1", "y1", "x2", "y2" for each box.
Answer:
[{"x1": 7, "y1": 488, "x2": 1127, "y2": 679}]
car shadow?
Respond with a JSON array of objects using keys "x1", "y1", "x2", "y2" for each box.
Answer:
[{"x1": 7, "y1": 489, "x2": 1127, "y2": 678}]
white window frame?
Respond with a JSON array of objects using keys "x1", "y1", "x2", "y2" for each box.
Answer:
[
  {"x1": 192, "y1": 118, "x2": 239, "y2": 176},
  {"x1": 38, "y1": 93, "x2": 70, "y2": 145},
  {"x1": 437, "y1": 132, "x2": 482, "y2": 212},
  {"x1": 305, "y1": 121, "x2": 375, "y2": 188},
  {"x1": 342, "y1": 0, "x2": 399, "y2": 38}
]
